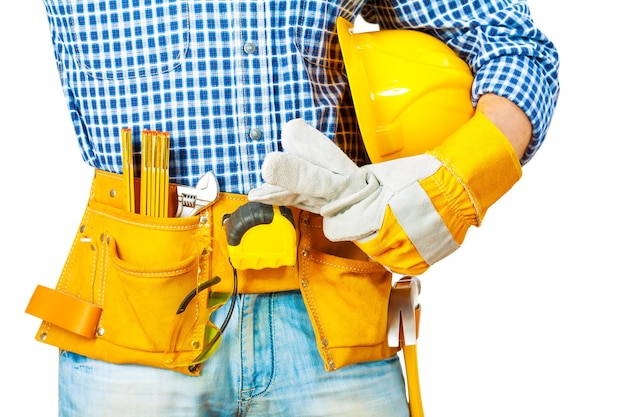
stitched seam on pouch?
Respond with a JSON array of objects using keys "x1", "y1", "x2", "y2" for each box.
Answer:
[
  {"x1": 307, "y1": 255, "x2": 384, "y2": 274},
  {"x1": 111, "y1": 263, "x2": 196, "y2": 277},
  {"x1": 300, "y1": 219, "x2": 333, "y2": 367},
  {"x1": 90, "y1": 208, "x2": 199, "y2": 231}
]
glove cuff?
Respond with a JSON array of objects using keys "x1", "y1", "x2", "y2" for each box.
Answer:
[{"x1": 428, "y1": 111, "x2": 522, "y2": 222}]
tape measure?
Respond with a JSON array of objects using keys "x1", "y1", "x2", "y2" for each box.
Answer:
[{"x1": 224, "y1": 202, "x2": 296, "y2": 270}]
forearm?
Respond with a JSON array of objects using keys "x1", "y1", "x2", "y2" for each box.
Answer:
[{"x1": 476, "y1": 93, "x2": 532, "y2": 160}]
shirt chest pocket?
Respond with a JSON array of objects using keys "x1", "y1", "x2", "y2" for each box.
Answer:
[
  {"x1": 53, "y1": 0, "x2": 190, "y2": 80},
  {"x1": 295, "y1": 0, "x2": 352, "y2": 70}
]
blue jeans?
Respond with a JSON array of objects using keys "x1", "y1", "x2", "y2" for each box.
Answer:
[{"x1": 59, "y1": 291, "x2": 409, "y2": 416}]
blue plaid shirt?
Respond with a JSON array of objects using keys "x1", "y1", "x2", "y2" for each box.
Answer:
[{"x1": 43, "y1": 0, "x2": 559, "y2": 192}]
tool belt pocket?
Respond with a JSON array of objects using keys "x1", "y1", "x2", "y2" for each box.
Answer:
[
  {"x1": 104, "y1": 233, "x2": 202, "y2": 352},
  {"x1": 299, "y1": 215, "x2": 398, "y2": 370},
  {"x1": 28, "y1": 200, "x2": 213, "y2": 374}
]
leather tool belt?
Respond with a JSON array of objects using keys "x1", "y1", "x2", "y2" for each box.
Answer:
[{"x1": 26, "y1": 170, "x2": 398, "y2": 375}]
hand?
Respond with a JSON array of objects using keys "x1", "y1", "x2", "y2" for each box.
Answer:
[
  {"x1": 249, "y1": 115, "x2": 521, "y2": 275},
  {"x1": 248, "y1": 119, "x2": 441, "y2": 242}
]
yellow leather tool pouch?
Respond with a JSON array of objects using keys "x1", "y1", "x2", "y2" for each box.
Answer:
[
  {"x1": 26, "y1": 170, "x2": 400, "y2": 375},
  {"x1": 297, "y1": 212, "x2": 400, "y2": 371},
  {"x1": 26, "y1": 171, "x2": 224, "y2": 376}
]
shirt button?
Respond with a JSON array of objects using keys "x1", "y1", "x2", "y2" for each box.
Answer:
[
  {"x1": 243, "y1": 42, "x2": 257, "y2": 54},
  {"x1": 248, "y1": 128, "x2": 263, "y2": 141}
]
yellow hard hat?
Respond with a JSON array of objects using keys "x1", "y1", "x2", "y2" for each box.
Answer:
[{"x1": 337, "y1": 17, "x2": 475, "y2": 162}]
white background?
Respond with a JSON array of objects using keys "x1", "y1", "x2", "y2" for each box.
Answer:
[{"x1": 1, "y1": 1, "x2": 624, "y2": 416}]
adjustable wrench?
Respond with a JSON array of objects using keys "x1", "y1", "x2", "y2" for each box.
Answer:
[{"x1": 176, "y1": 171, "x2": 220, "y2": 217}]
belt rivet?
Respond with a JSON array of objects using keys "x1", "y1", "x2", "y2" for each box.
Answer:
[
  {"x1": 96, "y1": 327, "x2": 105, "y2": 336},
  {"x1": 38, "y1": 332, "x2": 47, "y2": 341},
  {"x1": 109, "y1": 189, "x2": 117, "y2": 198},
  {"x1": 301, "y1": 249, "x2": 309, "y2": 257}
]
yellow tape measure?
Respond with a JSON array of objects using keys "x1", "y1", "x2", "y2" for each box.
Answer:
[{"x1": 224, "y1": 202, "x2": 296, "y2": 270}]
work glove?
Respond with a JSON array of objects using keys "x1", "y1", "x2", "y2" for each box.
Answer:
[{"x1": 248, "y1": 113, "x2": 522, "y2": 275}]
